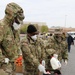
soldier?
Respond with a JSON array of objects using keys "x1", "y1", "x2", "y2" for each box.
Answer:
[
  {"x1": 0, "y1": 2, "x2": 24, "y2": 75},
  {"x1": 44, "y1": 32, "x2": 68, "y2": 72},
  {"x1": 21, "y1": 24, "x2": 46, "y2": 75},
  {"x1": 47, "y1": 32, "x2": 68, "y2": 61},
  {"x1": 53, "y1": 32, "x2": 68, "y2": 63}
]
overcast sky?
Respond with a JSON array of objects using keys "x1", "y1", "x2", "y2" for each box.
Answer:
[{"x1": 0, "y1": 0, "x2": 75, "y2": 28}]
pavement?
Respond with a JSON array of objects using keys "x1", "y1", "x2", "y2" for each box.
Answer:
[{"x1": 61, "y1": 44, "x2": 75, "y2": 75}]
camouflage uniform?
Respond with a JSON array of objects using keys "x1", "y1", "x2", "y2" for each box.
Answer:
[
  {"x1": 61, "y1": 33, "x2": 68, "y2": 61},
  {"x1": 0, "y1": 2, "x2": 24, "y2": 75},
  {"x1": 21, "y1": 36, "x2": 45, "y2": 75},
  {"x1": 46, "y1": 33, "x2": 68, "y2": 61},
  {"x1": 44, "y1": 33, "x2": 68, "y2": 71}
]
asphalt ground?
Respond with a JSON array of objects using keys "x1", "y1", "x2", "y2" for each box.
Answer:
[{"x1": 61, "y1": 43, "x2": 75, "y2": 75}]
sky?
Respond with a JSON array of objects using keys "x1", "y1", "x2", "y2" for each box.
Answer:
[{"x1": 0, "y1": 0, "x2": 75, "y2": 28}]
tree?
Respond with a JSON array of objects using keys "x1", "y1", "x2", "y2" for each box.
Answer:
[
  {"x1": 20, "y1": 24, "x2": 28, "y2": 34},
  {"x1": 41, "y1": 25, "x2": 48, "y2": 33}
]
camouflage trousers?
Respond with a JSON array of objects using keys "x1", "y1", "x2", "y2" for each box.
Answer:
[{"x1": 0, "y1": 62, "x2": 16, "y2": 75}]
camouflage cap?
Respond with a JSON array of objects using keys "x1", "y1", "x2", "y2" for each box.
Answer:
[
  {"x1": 54, "y1": 28, "x2": 62, "y2": 35},
  {"x1": 54, "y1": 32, "x2": 62, "y2": 35},
  {"x1": 46, "y1": 49, "x2": 55, "y2": 55},
  {"x1": 5, "y1": 2, "x2": 23, "y2": 18}
]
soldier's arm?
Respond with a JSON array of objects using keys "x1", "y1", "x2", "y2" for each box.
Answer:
[
  {"x1": 38, "y1": 38, "x2": 46, "y2": 60},
  {"x1": 13, "y1": 29, "x2": 21, "y2": 55},
  {"x1": 0, "y1": 25, "x2": 4, "y2": 42},
  {"x1": 62, "y1": 42, "x2": 68, "y2": 60},
  {"x1": 0, "y1": 24, "x2": 5, "y2": 61},
  {"x1": 21, "y1": 42, "x2": 39, "y2": 66}
]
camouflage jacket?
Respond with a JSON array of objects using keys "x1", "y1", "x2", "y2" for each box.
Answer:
[
  {"x1": 21, "y1": 36, "x2": 46, "y2": 70},
  {"x1": 0, "y1": 19, "x2": 19, "y2": 60}
]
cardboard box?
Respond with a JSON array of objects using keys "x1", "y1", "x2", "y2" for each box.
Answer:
[
  {"x1": 15, "y1": 65, "x2": 23, "y2": 73},
  {"x1": 15, "y1": 55, "x2": 23, "y2": 73}
]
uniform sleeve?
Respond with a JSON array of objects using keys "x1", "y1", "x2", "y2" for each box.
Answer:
[
  {"x1": 0, "y1": 25, "x2": 4, "y2": 42},
  {"x1": 62, "y1": 41, "x2": 68, "y2": 60},
  {"x1": 39, "y1": 38, "x2": 46, "y2": 60},
  {"x1": 0, "y1": 24, "x2": 5, "y2": 61},
  {"x1": 14, "y1": 30, "x2": 21, "y2": 55},
  {"x1": 21, "y1": 42, "x2": 39, "y2": 66}
]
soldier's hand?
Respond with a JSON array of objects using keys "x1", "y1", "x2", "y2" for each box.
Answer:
[
  {"x1": 4, "y1": 58, "x2": 9, "y2": 64},
  {"x1": 64, "y1": 60, "x2": 68, "y2": 65}
]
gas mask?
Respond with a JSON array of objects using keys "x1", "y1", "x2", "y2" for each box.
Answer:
[
  {"x1": 31, "y1": 35, "x2": 37, "y2": 41},
  {"x1": 13, "y1": 22, "x2": 21, "y2": 30}
]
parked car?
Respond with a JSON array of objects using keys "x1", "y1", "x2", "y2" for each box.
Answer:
[{"x1": 67, "y1": 31, "x2": 75, "y2": 40}]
